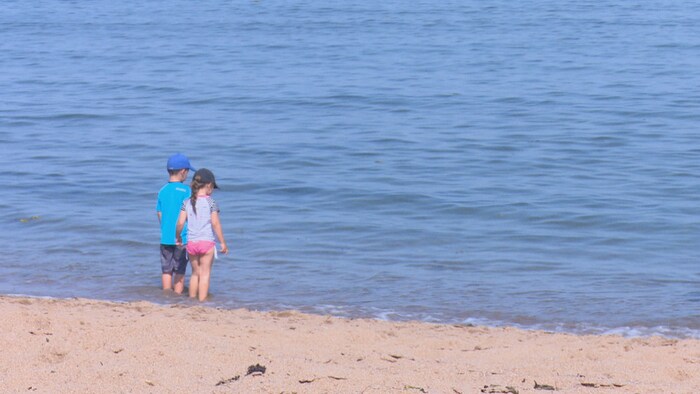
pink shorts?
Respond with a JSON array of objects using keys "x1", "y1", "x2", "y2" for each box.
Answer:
[{"x1": 186, "y1": 241, "x2": 216, "y2": 256}]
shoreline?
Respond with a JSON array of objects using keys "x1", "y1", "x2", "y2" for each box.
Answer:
[
  {"x1": 2, "y1": 295, "x2": 700, "y2": 393},
  {"x1": 7, "y1": 292, "x2": 698, "y2": 340}
]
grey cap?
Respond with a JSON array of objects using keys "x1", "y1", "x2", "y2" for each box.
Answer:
[{"x1": 193, "y1": 168, "x2": 218, "y2": 189}]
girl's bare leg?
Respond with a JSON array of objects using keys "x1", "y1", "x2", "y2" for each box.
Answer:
[
  {"x1": 188, "y1": 254, "x2": 200, "y2": 298},
  {"x1": 197, "y1": 248, "x2": 215, "y2": 301}
]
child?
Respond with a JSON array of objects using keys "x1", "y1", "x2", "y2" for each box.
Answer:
[
  {"x1": 176, "y1": 168, "x2": 229, "y2": 301},
  {"x1": 156, "y1": 153, "x2": 195, "y2": 294}
]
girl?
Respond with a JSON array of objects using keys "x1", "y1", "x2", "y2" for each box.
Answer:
[{"x1": 176, "y1": 168, "x2": 228, "y2": 301}]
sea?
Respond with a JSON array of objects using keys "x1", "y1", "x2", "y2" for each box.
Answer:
[{"x1": 1, "y1": 0, "x2": 699, "y2": 338}]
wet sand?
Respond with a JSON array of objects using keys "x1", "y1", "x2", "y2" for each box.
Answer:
[{"x1": 1, "y1": 295, "x2": 699, "y2": 393}]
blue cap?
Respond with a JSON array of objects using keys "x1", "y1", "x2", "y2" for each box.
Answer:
[{"x1": 167, "y1": 153, "x2": 195, "y2": 171}]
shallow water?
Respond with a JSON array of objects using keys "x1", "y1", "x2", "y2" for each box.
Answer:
[{"x1": 1, "y1": 0, "x2": 700, "y2": 337}]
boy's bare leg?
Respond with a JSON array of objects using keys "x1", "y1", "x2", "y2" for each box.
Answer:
[
  {"x1": 189, "y1": 255, "x2": 199, "y2": 298},
  {"x1": 161, "y1": 273, "x2": 173, "y2": 291},
  {"x1": 173, "y1": 274, "x2": 185, "y2": 294},
  {"x1": 197, "y1": 249, "x2": 215, "y2": 301}
]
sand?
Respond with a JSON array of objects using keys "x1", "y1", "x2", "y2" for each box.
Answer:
[{"x1": 1, "y1": 295, "x2": 699, "y2": 393}]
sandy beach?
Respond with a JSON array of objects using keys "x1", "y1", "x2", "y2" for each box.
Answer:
[{"x1": 1, "y1": 295, "x2": 699, "y2": 393}]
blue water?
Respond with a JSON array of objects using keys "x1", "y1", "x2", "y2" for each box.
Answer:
[{"x1": 2, "y1": 0, "x2": 700, "y2": 338}]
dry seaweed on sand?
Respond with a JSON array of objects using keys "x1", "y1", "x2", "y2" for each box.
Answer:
[
  {"x1": 246, "y1": 364, "x2": 266, "y2": 375},
  {"x1": 481, "y1": 384, "x2": 519, "y2": 394},
  {"x1": 534, "y1": 381, "x2": 556, "y2": 390}
]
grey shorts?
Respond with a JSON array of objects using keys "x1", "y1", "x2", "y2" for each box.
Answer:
[{"x1": 160, "y1": 244, "x2": 188, "y2": 275}]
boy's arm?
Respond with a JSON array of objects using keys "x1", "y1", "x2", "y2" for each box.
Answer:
[
  {"x1": 175, "y1": 210, "x2": 187, "y2": 246},
  {"x1": 156, "y1": 195, "x2": 162, "y2": 223},
  {"x1": 211, "y1": 211, "x2": 228, "y2": 254}
]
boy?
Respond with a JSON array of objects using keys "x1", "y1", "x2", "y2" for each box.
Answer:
[{"x1": 156, "y1": 153, "x2": 195, "y2": 293}]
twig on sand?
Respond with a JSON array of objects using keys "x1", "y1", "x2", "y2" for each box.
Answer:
[
  {"x1": 215, "y1": 375, "x2": 240, "y2": 386},
  {"x1": 299, "y1": 376, "x2": 348, "y2": 384}
]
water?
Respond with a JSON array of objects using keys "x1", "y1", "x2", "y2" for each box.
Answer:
[{"x1": 2, "y1": 0, "x2": 700, "y2": 338}]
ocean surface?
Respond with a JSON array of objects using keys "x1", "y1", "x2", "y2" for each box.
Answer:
[{"x1": 2, "y1": 0, "x2": 700, "y2": 338}]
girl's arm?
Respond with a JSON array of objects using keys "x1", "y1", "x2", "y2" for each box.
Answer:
[
  {"x1": 175, "y1": 210, "x2": 187, "y2": 246},
  {"x1": 210, "y1": 211, "x2": 228, "y2": 254}
]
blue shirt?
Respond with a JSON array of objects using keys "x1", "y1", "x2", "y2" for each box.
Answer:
[{"x1": 157, "y1": 182, "x2": 191, "y2": 245}]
